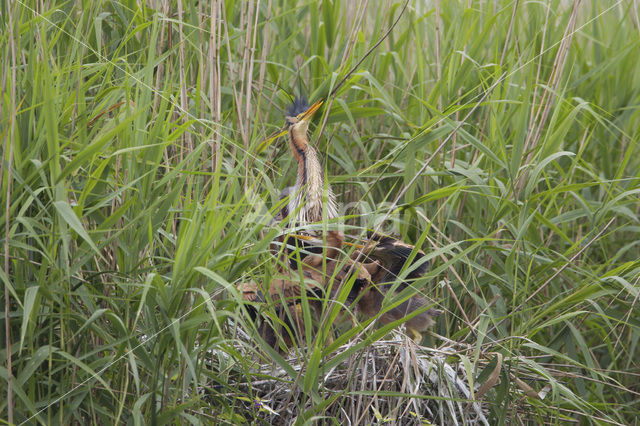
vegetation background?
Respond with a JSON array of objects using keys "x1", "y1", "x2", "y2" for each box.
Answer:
[{"x1": 2, "y1": 0, "x2": 639, "y2": 424}]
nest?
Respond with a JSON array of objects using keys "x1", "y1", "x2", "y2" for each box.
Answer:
[{"x1": 236, "y1": 332, "x2": 490, "y2": 425}]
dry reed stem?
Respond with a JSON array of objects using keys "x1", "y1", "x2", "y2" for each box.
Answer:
[{"x1": 4, "y1": 0, "x2": 17, "y2": 421}]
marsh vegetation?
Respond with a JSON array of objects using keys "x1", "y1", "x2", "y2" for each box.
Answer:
[{"x1": 2, "y1": 0, "x2": 639, "y2": 424}]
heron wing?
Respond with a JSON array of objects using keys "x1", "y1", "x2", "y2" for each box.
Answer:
[{"x1": 352, "y1": 234, "x2": 429, "y2": 289}]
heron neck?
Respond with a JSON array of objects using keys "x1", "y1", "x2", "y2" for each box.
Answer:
[
  {"x1": 288, "y1": 133, "x2": 337, "y2": 223},
  {"x1": 296, "y1": 146, "x2": 323, "y2": 198}
]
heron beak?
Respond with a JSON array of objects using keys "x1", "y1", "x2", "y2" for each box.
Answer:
[
  {"x1": 289, "y1": 233, "x2": 366, "y2": 250},
  {"x1": 300, "y1": 100, "x2": 323, "y2": 121},
  {"x1": 342, "y1": 240, "x2": 366, "y2": 249}
]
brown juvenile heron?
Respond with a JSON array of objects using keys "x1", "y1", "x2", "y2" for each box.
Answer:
[
  {"x1": 349, "y1": 233, "x2": 441, "y2": 340},
  {"x1": 240, "y1": 230, "x2": 372, "y2": 350},
  {"x1": 299, "y1": 231, "x2": 442, "y2": 341}
]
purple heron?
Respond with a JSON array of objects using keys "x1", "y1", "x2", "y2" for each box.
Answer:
[
  {"x1": 282, "y1": 97, "x2": 338, "y2": 225},
  {"x1": 240, "y1": 97, "x2": 440, "y2": 348}
]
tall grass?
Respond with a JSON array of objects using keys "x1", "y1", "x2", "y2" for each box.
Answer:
[{"x1": 2, "y1": 0, "x2": 639, "y2": 424}]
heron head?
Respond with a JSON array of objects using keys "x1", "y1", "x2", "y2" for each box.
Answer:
[{"x1": 285, "y1": 98, "x2": 323, "y2": 145}]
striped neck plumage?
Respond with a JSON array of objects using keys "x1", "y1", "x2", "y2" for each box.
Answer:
[{"x1": 287, "y1": 128, "x2": 338, "y2": 225}]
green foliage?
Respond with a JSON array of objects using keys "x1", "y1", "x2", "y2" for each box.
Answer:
[{"x1": 2, "y1": 0, "x2": 639, "y2": 424}]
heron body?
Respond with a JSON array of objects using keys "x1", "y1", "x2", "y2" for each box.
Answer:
[{"x1": 351, "y1": 233, "x2": 430, "y2": 291}]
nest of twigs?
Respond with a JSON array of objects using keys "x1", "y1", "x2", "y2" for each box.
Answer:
[{"x1": 235, "y1": 332, "x2": 490, "y2": 425}]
